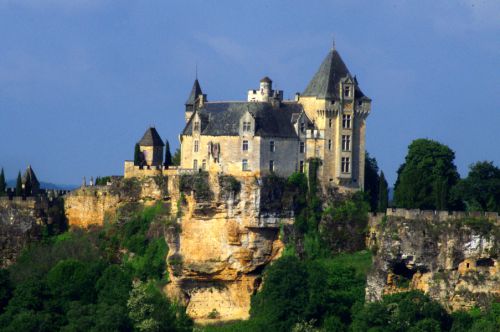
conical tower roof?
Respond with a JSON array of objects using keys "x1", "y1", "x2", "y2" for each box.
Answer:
[
  {"x1": 185, "y1": 79, "x2": 203, "y2": 105},
  {"x1": 22, "y1": 165, "x2": 39, "y2": 186},
  {"x1": 138, "y1": 127, "x2": 165, "y2": 147},
  {"x1": 303, "y1": 48, "x2": 353, "y2": 100}
]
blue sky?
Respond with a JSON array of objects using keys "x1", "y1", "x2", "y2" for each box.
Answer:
[{"x1": 0, "y1": 0, "x2": 499, "y2": 186}]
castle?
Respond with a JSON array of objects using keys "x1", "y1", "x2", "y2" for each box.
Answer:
[{"x1": 125, "y1": 44, "x2": 371, "y2": 190}]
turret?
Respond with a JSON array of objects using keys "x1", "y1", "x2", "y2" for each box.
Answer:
[
  {"x1": 138, "y1": 127, "x2": 165, "y2": 166},
  {"x1": 185, "y1": 79, "x2": 205, "y2": 123},
  {"x1": 247, "y1": 76, "x2": 283, "y2": 103},
  {"x1": 22, "y1": 165, "x2": 40, "y2": 196}
]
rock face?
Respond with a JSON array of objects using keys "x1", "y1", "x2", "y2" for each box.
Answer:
[
  {"x1": 0, "y1": 198, "x2": 45, "y2": 268},
  {"x1": 366, "y1": 209, "x2": 499, "y2": 311},
  {"x1": 64, "y1": 174, "x2": 291, "y2": 323},
  {"x1": 65, "y1": 177, "x2": 166, "y2": 228},
  {"x1": 164, "y1": 174, "x2": 292, "y2": 323}
]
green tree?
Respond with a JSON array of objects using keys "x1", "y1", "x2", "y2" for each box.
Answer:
[
  {"x1": 172, "y1": 148, "x2": 181, "y2": 166},
  {"x1": 164, "y1": 140, "x2": 173, "y2": 167},
  {"x1": 250, "y1": 256, "x2": 309, "y2": 331},
  {"x1": 378, "y1": 171, "x2": 389, "y2": 212},
  {"x1": 364, "y1": 152, "x2": 380, "y2": 212},
  {"x1": 127, "y1": 280, "x2": 192, "y2": 332},
  {"x1": 351, "y1": 291, "x2": 451, "y2": 332},
  {"x1": 453, "y1": 161, "x2": 500, "y2": 212},
  {"x1": 134, "y1": 143, "x2": 142, "y2": 166},
  {"x1": 0, "y1": 270, "x2": 12, "y2": 313},
  {"x1": 394, "y1": 139, "x2": 460, "y2": 210},
  {"x1": 15, "y1": 172, "x2": 22, "y2": 197},
  {"x1": 0, "y1": 168, "x2": 6, "y2": 196}
]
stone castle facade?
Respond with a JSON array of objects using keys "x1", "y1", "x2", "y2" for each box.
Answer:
[{"x1": 125, "y1": 45, "x2": 371, "y2": 190}]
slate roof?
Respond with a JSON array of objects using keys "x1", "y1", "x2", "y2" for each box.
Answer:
[
  {"x1": 182, "y1": 101, "x2": 304, "y2": 138},
  {"x1": 303, "y1": 49, "x2": 366, "y2": 99},
  {"x1": 138, "y1": 127, "x2": 165, "y2": 146},
  {"x1": 260, "y1": 76, "x2": 272, "y2": 83},
  {"x1": 22, "y1": 165, "x2": 39, "y2": 186},
  {"x1": 185, "y1": 79, "x2": 203, "y2": 105}
]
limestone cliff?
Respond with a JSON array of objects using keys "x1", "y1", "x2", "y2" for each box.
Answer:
[
  {"x1": 165, "y1": 173, "x2": 292, "y2": 323},
  {"x1": 64, "y1": 173, "x2": 291, "y2": 323},
  {"x1": 65, "y1": 176, "x2": 167, "y2": 228},
  {"x1": 366, "y1": 209, "x2": 499, "y2": 311}
]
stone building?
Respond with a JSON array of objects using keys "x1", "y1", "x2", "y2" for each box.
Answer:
[
  {"x1": 138, "y1": 127, "x2": 165, "y2": 167},
  {"x1": 126, "y1": 44, "x2": 371, "y2": 190},
  {"x1": 180, "y1": 45, "x2": 371, "y2": 189}
]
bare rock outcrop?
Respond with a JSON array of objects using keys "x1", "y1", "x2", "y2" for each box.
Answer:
[
  {"x1": 164, "y1": 174, "x2": 292, "y2": 323},
  {"x1": 366, "y1": 210, "x2": 499, "y2": 311}
]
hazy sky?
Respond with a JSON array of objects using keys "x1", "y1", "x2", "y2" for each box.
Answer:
[{"x1": 0, "y1": 0, "x2": 499, "y2": 186}]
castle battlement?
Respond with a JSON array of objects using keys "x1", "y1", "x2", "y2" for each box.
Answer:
[{"x1": 369, "y1": 208, "x2": 500, "y2": 224}]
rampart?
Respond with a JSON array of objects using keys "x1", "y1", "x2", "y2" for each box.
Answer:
[{"x1": 369, "y1": 208, "x2": 500, "y2": 224}]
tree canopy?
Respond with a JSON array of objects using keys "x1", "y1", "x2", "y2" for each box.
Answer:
[
  {"x1": 453, "y1": 161, "x2": 500, "y2": 212},
  {"x1": 394, "y1": 139, "x2": 461, "y2": 210}
]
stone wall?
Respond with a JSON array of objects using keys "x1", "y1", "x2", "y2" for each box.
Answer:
[
  {"x1": 366, "y1": 209, "x2": 499, "y2": 311},
  {"x1": 0, "y1": 197, "x2": 46, "y2": 267}
]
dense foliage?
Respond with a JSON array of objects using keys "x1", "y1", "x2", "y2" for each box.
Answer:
[
  {"x1": 394, "y1": 139, "x2": 461, "y2": 210},
  {"x1": 172, "y1": 148, "x2": 181, "y2": 166},
  {"x1": 0, "y1": 203, "x2": 192, "y2": 332},
  {"x1": 453, "y1": 161, "x2": 500, "y2": 213}
]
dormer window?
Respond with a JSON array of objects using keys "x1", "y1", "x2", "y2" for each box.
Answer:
[
  {"x1": 344, "y1": 86, "x2": 351, "y2": 98},
  {"x1": 243, "y1": 121, "x2": 251, "y2": 132},
  {"x1": 193, "y1": 121, "x2": 200, "y2": 131}
]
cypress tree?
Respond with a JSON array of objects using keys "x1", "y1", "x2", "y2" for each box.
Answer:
[
  {"x1": 164, "y1": 140, "x2": 172, "y2": 167},
  {"x1": 364, "y1": 152, "x2": 380, "y2": 212},
  {"x1": 378, "y1": 171, "x2": 389, "y2": 212},
  {"x1": 0, "y1": 168, "x2": 6, "y2": 196},
  {"x1": 15, "y1": 171, "x2": 23, "y2": 196},
  {"x1": 134, "y1": 143, "x2": 141, "y2": 166}
]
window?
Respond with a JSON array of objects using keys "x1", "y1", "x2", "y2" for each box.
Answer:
[
  {"x1": 328, "y1": 139, "x2": 332, "y2": 151},
  {"x1": 194, "y1": 140, "x2": 199, "y2": 152},
  {"x1": 343, "y1": 85, "x2": 351, "y2": 98},
  {"x1": 243, "y1": 121, "x2": 251, "y2": 132},
  {"x1": 270, "y1": 141, "x2": 275, "y2": 152},
  {"x1": 193, "y1": 159, "x2": 198, "y2": 170},
  {"x1": 202, "y1": 159, "x2": 206, "y2": 170},
  {"x1": 342, "y1": 114, "x2": 351, "y2": 129},
  {"x1": 269, "y1": 160, "x2": 274, "y2": 172},
  {"x1": 300, "y1": 122, "x2": 305, "y2": 133},
  {"x1": 328, "y1": 118, "x2": 332, "y2": 128},
  {"x1": 242, "y1": 140, "x2": 249, "y2": 151},
  {"x1": 342, "y1": 135, "x2": 351, "y2": 151},
  {"x1": 299, "y1": 142, "x2": 305, "y2": 153},
  {"x1": 242, "y1": 159, "x2": 249, "y2": 171},
  {"x1": 341, "y1": 157, "x2": 350, "y2": 173},
  {"x1": 194, "y1": 121, "x2": 200, "y2": 131},
  {"x1": 299, "y1": 160, "x2": 304, "y2": 173}
]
